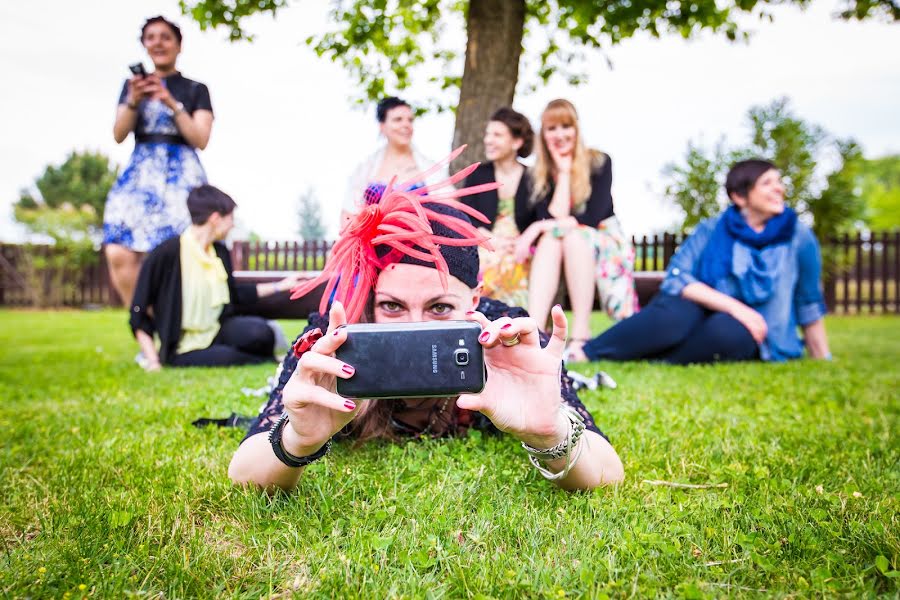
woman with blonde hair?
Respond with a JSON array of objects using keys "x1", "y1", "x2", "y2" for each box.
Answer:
[{"x1": 515, "y1": 99, "x2": 637, "y2": 361}]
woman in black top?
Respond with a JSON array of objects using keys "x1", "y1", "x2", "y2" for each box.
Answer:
[
  {"x1": 517, "y1": 99, "x2": 638, "y2": 361},
  {"x1": 103, "y1": 16, "x2": 214, "y2": 307},
  {"x1": 462, "y1": 108, "x2": 535, "y2": 307},
  {"x1": 229, "y1": 155, "x2": 624, "y2": 492}
]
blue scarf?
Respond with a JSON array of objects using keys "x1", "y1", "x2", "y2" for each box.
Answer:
[{"x1": 696, "y1": 205, "x2": 797, "y2": 305}]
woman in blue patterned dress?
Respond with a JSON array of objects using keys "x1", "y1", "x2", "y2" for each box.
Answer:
[{"x1": 103, "y1": 16, "x2": 214, "y2": 306}]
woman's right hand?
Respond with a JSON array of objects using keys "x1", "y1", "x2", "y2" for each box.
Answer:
[
  {"x1": 125, "y1": 75, "x2": 152, "y2": 106},
  {"x1": 548, "y1": 145, "x2": 573, "y2": 174},
  {"x1": 279, "y1": 301, "x2": 362, "y2": 455},
  {"x1": 728, "y1": 302, "x2": 768, "y2": 343}
]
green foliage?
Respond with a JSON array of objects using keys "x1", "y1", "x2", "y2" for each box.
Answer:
[
  {"x1": 0, "y1": 309, "x2": 898, "y2": 596},
  {"x1": 178, "y1": 0, "x2": 288, "y2": 41},
  {"x1": 14, "y1": 150, "x2": 118, "y2": 224},
  {"x1": 296, "y1": 187, "x2": 326, "y2": 242},
  {"x1": 181, "y1": 0, "x2": 897, "y2": 109},
  {"x1": 859, "y1": 154, "x2": 900, "y2": 230},
  {"x1": 662, "y1": 98, "x2": 867, "y2": 244},
  {"x1": 662, "y1": 140, "x2": 731, "y2": 234},
  {"x1": 12, "y1": 151, "x2": 116, "y2": 306}
]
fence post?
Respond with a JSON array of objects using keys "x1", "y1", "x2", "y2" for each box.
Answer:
[
  {"x1": 662, "y1": 234, "x2": 676, "y2": 269},
  {"x1": 854, "y1": 232, "x2": 863, "y2": 314},
  {"x1": 895, "y1": 231, "x2": 900, "y2": 314}
]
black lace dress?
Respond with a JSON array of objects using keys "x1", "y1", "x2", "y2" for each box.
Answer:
[{"x1": 243, "y1": 297, "x2": 606, "y2": 443}]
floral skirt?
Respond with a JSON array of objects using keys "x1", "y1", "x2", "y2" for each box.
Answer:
[
  {"x1": 561, "y1": 216, "x2": 639, "y2": 321},
  {"x1": 478, "y1": 243, "x2": 529, "y2": 308},
  {"x1": 593, "y1": 216, "x2": 639, "y2": 321},
  {"x1": 102, "y1": 143, "x2": 206, "y2": 252}
]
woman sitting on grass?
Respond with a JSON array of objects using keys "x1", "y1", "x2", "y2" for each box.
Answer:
[
  {"x1": 579, "y1": 159, "x2": 831, "y2": 364},
  {"x1": 515, "y1": 99, "x2": 638, "y2": 362},
  {"x1": 461, "y1": 107, "x2": 535, "y2": 307},
  {"x1": 229, "y1": 151, "x2": 624, "y2": 492},
  {"x1": 131, "y1": 185, "x2": 298, "y2": 369}
]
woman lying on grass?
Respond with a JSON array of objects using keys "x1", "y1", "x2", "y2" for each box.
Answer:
[{"x1": 229, "y1": 150, "x2": 624, "y2": 492}]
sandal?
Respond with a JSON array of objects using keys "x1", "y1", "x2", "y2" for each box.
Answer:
[{"x1": 563, "y1": 338, "x2": 590, "y2": 364}]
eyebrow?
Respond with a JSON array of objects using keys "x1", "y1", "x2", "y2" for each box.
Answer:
[{"x1": 375, "y1": 292, "x2": 462, "y2": 304}]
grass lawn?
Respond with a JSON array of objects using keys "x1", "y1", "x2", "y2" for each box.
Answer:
[{"x1": 0, "y1": 310, "x2": 898, "y2": 598}]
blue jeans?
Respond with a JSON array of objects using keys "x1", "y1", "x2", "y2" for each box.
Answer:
[{"x1": 582, "y1": 293, "x2": 759, "y2": 364}]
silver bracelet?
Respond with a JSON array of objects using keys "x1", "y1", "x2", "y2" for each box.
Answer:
[{"x1": 521, "y1": 405, "x2": 586, "y2": 481}]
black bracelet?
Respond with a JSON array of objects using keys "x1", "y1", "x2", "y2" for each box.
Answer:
[{"x1": 268, "y1": 413, "x2": 331, "y2": 468}]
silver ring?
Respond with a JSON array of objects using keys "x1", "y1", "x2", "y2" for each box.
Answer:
[{"x1": 500, "y1": 333, "x2": 521, "y2": 347}]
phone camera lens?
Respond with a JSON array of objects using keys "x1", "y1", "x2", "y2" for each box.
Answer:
[{"x1": 454, "y1": 348, "x2": 469, "y2": 366}]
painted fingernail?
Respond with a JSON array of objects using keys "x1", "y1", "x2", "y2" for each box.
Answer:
[
  {"x1": 465, "y1": 311, "x2": 476, "y2": 316},
  {"x1": 344, "y1": 400, "x2": 356, "y2": 410},
  {"x1": 341, "y1": 364, "x2": 354, "y2": 375},
  {"x1": 501, "y1": 323, "x2": 512, "y2": 330},
  {"x1": 479, "y1": 331, "x2": 490, "y2": 342}
]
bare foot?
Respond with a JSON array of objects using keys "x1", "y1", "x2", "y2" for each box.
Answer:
[{"x1": 564, "y1": 338, "x2": 589, "y2": 364}]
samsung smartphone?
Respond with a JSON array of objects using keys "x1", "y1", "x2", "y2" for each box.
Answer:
[
  {"x1": 335, "y1": 321, "x2": 486, "y2": 399},
  {"x1": 128, "y1": 62, "x2": 148, "y2": 78}
]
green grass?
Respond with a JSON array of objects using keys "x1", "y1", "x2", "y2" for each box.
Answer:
[{"x1": 0, "y1": 310, "x2": 898, "y2": 598}]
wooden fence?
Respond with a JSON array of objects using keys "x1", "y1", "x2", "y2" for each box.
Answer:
[{"x1": 2, "y1": 233, "x2": 898, "y2": 313}]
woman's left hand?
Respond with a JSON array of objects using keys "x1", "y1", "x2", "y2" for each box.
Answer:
[{"x1": 458, "y1": 305, "x2": 569, "y2": 448}]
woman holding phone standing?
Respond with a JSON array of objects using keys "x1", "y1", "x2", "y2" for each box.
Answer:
[
  {"x1": 229, "y1": 149, "x2": 624, "y2": 492},
  {"x1": 103, "y1": 15, "x2": 214, "y2": 307}
]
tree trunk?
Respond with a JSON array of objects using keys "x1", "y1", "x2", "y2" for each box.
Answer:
[{"x1": 451, "y1": 0, "x2": 525, "y2": 176}]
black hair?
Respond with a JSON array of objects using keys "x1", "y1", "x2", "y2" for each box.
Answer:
[
  {"x1": 141, "y1": 16, "x2": 183, "y2": 45},
  {"x1": 187, "y1": 185, "x2": 237, "y2": 225},
  {"x1": 725, "y1": 159, "x2": 777, "y2": 202},
  {"x1": 489, "y1": 107, "x2": 535, "y2": 158},
  {"x1": 376, "y1": 96, "x2": 411, "y2": 123}
]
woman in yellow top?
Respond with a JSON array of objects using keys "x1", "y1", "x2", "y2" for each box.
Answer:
[{"x1": 129, "y1": 185, "x2": 298, "y2": 370}]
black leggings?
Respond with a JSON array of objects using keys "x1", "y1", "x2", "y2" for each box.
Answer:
[
  {"x1": 582, "y1": 294, "x2": 759, "y2": 364},
  {"x1": 171, "y1": 316, "x2": 275, "y2": 367}
]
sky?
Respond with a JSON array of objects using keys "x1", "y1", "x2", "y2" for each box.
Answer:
[{"x1": 1, "y1": 0, "x2": 898, "y2": 242}]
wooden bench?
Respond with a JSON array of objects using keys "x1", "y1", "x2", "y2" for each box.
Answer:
[{"x1": 234, "y1": 270, "x2": 666, "y2": 320}]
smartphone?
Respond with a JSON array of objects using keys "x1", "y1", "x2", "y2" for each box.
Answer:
[
  {"x1": 128, "y1": 62, "x2": 147, "y2": 78},
  {"x1": 335, "y1": 321, "x2": 486, "y2": 399}
]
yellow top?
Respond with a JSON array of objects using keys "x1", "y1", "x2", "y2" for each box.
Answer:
[{"x1": 177, "y1": 230, "x2": 230, "y2": 355}]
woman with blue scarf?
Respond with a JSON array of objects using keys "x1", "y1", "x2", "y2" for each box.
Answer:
[{"x1": 577, "y1": 159, "x2": 830, "y2": 364}]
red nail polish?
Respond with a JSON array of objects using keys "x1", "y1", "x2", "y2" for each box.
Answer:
[
  {"x1": 465, "y1": 311, "x2": 476, "y2": 315},
  {"x1": 341, "y1": 364, "x2": 354, "y2": 375},
  {"x1": 333, "y1": 330, "x2": 340, "y2": 336},
  {"x1": 479, "y1": 331, "x2": 490, "y2": 342},
  {"x1": 344, "y1": 400, "x2": 356, "y2": 410},
  {"x1": 501, "y1": 323, "x2": 512, "y2": 330}
]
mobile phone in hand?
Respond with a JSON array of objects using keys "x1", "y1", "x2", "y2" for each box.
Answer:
[
  {"x1": 335, "y1": 321, "x2": 486, "y2": 399},
  {"x1": 128, "y1": 62, "x2": 148, "y2": 78}
]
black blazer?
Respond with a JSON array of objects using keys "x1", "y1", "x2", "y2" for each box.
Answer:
[
  {"x1": 462, "y1": 162, "x2": 537, "y2": 233},
  {"x1": 129, "y1": 236, "x2": 258, "y2": 365}
]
